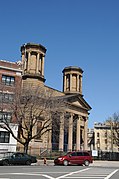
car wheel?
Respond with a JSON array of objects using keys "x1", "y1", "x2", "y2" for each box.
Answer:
[
  {"x1": 3, "y1": 160, "x2": 9, "y2": 166},
  {"x1": 63, "y1": 160, "x2": 69, "y2": 166},
  {"x1": 84, "y1": 160, "x2": 89, "y2": 166},
  {"x1": 26, "y1": 160, "x2": 31, "y2": 165}
]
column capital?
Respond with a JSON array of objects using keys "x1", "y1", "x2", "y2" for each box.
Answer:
[{"x1": 73, "y1": 114, "x2": 80, "y2": 120}]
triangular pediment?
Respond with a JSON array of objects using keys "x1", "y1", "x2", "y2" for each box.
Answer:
[
  {"x1": 72, "y1": 100, "x2": 82, "y2": 107},
  {"x1": 66, "y1": 94, "x2": 91, "y2": 111}
]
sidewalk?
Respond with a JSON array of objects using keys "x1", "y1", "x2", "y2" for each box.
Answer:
[
  {"x1": 90, "y1": 160, "x2": 119, "y2": 167},
  {"x1": 36, "y1": 159, "x2": 119, "y2": 167}
]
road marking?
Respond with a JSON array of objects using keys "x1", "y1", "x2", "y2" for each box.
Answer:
[
  {"x1": 56, "y1": 168, "x2": 90, "y2": 179},
  {"x1": 104, "y1": 169, "x2": 119, "y2": 179},
  {"x1": 65, "y1": 177, "x2": 104, "y2": 178},
  {"x1": 42, "y1": 175, "x2": 55, "y2": 179},
  {"x1": 0, "y1": 173, "x2": 55, "y2": 179}
]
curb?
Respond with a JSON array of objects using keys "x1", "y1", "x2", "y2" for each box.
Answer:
[{"x1": 34, "y1": 160, "x2": 119, "y2": 167}]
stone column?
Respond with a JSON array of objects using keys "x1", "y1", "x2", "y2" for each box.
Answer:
[
  {"x1": 47, "y1": 113, "x2": 52, "y2": 151},
  {"x1": 36, "y1": 53, "x2": 39, "y2": 73},
  {"x1": 59, "y1": 113, "x2": 64, "y2": 151},
  {"x1": 39, "y1": 54, "x2": 41, "y2": 74},
  {"x1": 70, "y1": 74, "x2": 72, "y2": 91},
  {"x1": 41, "y1": 55, "x2": 44, "y2": 76},
  {"x1": 47, "y1": 130, "x2": 52, "y2": 151},
  {"x1": 22, "y1": 53, "x2": 26, "y2": 72},
  {"x1": 80, "y1": 76, "x2": 82, "y2": 94},
  {"x1": 76, "y1": 115, "x2": 81, "y2": 151},
  {"x1": 64, "y1": 75, "x2": 66, "y2": 92},
  {"x1": 68, "y1": 113, "x2": 73, "y2": 151},
  {"x1": 77, "y1": 75, "x2": 79, "y2": 92},
  {"x1": 84, "y1": 117, "x2": 88, "y2": 150},
  {"x1": 28, "y1": 52, "x2": 31, "y2": 71}
]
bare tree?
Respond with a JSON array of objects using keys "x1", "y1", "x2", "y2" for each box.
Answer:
[
  {"x1": 0, "y1": 84, "x2": 66, "y2": 153},
  {"x1": 106, "y1": 113, "x2": 119, "y2": 149}
]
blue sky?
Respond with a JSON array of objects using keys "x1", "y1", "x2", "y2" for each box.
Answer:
[{"x1": 0, "y1": 0, "x2": 119, "y2": 128}]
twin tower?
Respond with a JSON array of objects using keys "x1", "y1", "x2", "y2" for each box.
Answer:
[{"x1": 21, "y1": 43, "x2": 83, "y2": 96}]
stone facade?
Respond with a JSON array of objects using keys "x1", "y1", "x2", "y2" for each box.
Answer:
[
  {"x1": 0, "y1": 42, "x2": 91, "y2": 154},
  {"x1": 94, "y1": 122, "x2": 119, "y2": 152},
  {"x1": 87, "y1": 123, "x2": 119, "y2": 152}
]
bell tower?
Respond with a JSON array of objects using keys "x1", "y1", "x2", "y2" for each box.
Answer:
[
  {"x1": 21, "y1": 43, "x2": 47, "y2": 87},
  {"x1": 62, "y1": 66, "x2": 83, "y2": 95}
]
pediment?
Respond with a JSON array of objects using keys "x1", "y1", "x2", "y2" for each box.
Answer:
[
  {"x1": 72, "y1": 100, "x2": 82, "y2": 107},
  {"x1": 66, "y1": 94, "x2": 91, "y2": 111}
]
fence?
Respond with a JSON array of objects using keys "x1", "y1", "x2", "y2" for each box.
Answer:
[
  {"x1": 17, "y1": 145, "x2": 119, "y2": 161},
  {"x1": 93, "y1": 151, "x2": 119, "y2": 161}
]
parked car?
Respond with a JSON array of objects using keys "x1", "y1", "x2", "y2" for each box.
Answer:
[
  {"x1": 0, "y1": 152, "x2": 37, "y2": 166},
  {"x1": 54, "y1": 151, "x2": 93, "y2": 166}
]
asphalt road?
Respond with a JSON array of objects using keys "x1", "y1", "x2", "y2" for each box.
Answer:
[{"x1": 0, "y1": 161, "x2": 118, "y2": 179}]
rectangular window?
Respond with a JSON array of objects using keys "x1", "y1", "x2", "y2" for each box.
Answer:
[
  {"x1": 0, "y1": 112, "x2": 12, "y2": 122},
  {"x1": 0, "y1": 92, "x2": 14, "y2": 103},
  {"x1": 0, "y1": 131, "x2": 10, "y2": 143},
  {"x1": 2, "y1": 75, "x2": 15, "y2": 86},
  {"x1": 97, "y1": 132, "x2": 100, "y2": 137}
]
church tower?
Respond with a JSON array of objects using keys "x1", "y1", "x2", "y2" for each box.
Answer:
[
  {"x1": 21, "y1": 43, "x2": 47, "y2": 87},
  {"x1": 62, "y1": 66, "x2": 83, "y2": 95}
]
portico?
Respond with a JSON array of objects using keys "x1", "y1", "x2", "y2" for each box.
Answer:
[{"x1": 59, "y1": 112, "x2": 89, "y2": 152}]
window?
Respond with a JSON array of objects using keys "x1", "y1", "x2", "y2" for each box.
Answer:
[
  {"x1": 0, "y1": 131, "x2": 10, "y2": 143},
  {"x1": 2, "y1": 75, "x2": 15, "y2": 86},
  {"x1": 15, "y1": 153, "x2": 23, "y2": 158},
  {"x1": 71, "y1": 152, "x2": 77, "y2": 156},
  {"x1": 77, "y1": 152, "x2": 83, "y2": 156},
  {"x1": 0, "y1": 92, "x2": 14, "y2": 103},
  {"x1": 97, "y1": 132, "x2": 100, "y2": 137},
  {"x1": 83, "y1": 152, "x2": 90, "y2": 156},
  {"x1": 0, "y1": 112, "x2": 12, "y2": 122}
]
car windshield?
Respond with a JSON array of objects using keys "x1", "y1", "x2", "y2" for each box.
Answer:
[{"x1": 66, "y1": 152, "x2": 72, "y2": 156}]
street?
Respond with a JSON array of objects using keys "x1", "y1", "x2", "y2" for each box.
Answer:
[{"x1": 0, "y1": 161, "x2": 118, "y2": 179}]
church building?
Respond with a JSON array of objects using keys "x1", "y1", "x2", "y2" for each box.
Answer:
[{"x1": 0, "y1": 42, "x2": 91, "y2": 154}]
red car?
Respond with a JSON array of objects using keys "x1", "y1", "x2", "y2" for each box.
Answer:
[{"x1": 54, "y1": 151, "x2": 93, "y2": 166}]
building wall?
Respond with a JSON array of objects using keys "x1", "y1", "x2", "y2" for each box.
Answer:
[
  {"x1": 0, "y1": 124, "x2": 18, "y2": 152},
  {"x1": 94, "y1": 122, "x2": 119, "y2": 152},
  {"x1": 0, "y1": 60, "x2": 22, "y2": 152}
]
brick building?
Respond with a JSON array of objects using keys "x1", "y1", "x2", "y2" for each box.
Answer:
[{"x1": 0, "y1": 60, "x2": 22, "y2": 152}]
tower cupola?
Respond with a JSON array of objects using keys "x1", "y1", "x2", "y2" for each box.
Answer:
[
  {"x1": 21, "y1": 43, "x2": 47, "y2": 86},
  {"x1": 62, "y1": 66, "x2": 83, "y2": 95}
]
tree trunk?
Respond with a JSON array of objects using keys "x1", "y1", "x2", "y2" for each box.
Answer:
[{"x1": 24, "y1": 143, "x2": 29, "y2": 154}]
